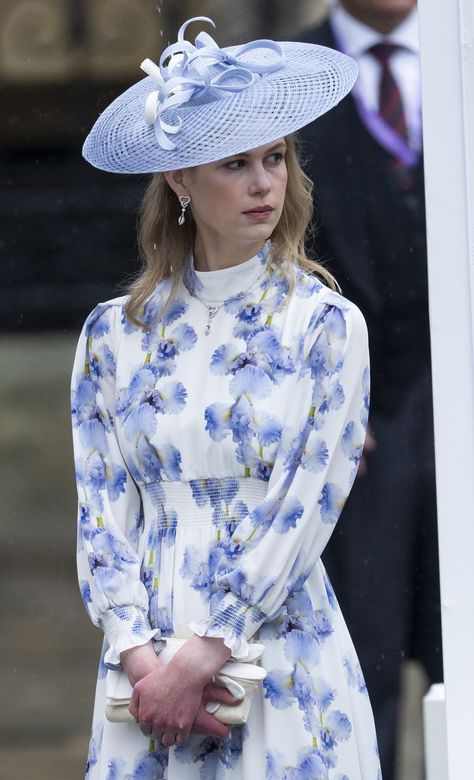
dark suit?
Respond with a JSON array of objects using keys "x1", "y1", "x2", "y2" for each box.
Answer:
[{"x1": 298, "y1": 18, "x2": 443, "y2": 780}]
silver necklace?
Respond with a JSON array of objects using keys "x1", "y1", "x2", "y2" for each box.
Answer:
[{"x1": 192, "y1": 266, "x2": 268, "y2": 335}]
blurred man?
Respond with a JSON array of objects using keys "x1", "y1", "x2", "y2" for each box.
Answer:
[{"x1": 298, "y1": 2, "x2": 443, "y2": 778}]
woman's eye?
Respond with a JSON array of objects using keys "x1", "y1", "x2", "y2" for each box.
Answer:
[
  {"x1": 225, "y1": 159, "x2": 245, "y2": 170},
  {"x1": 266, "y1": 152, "x2": 283, "y2": 166}
]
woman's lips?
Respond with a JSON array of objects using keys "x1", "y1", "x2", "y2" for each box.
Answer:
[{"x1": 243, "y1": 206, "x2": 274, "y2": 220}]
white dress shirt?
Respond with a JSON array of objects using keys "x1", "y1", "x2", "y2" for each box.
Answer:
[{"x1": 330, "y1": 4, "x2": 422, "y2": 150}]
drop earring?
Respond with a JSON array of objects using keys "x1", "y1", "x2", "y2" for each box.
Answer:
[{"x1": 178, "y1": 195, "x2": 191, "y2": 226}]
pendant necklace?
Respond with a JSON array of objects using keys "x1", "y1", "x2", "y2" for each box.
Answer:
[{"x1": 192, "y1": 266, "x2": 268, "y2": 336}]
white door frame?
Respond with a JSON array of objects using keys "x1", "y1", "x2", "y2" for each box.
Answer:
[{"x1": 418, "y1": 1, "x2": 474, "y2": 776}]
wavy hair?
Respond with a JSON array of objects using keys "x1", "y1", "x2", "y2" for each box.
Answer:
[{"x1": 125, "y1": 135, "x2": 338, "y2": 327}]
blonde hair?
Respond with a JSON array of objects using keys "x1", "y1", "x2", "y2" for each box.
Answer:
[{"x1": 125, "y1": 135, "x2": 338, "y2": 327}]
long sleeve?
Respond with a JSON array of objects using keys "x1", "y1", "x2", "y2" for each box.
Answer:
[
  {"x1": 190, "y1": 299, "x2": 370, "y2": 658},
  {"x1": 71, "y1": 301, "x2": 159, "y2": 666}
]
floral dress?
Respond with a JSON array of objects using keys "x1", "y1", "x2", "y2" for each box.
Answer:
[{"x1": 71, "y1": 244, "x2": 382, "y2": 779}]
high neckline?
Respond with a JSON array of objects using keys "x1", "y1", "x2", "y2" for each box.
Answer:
[{"x1": 183, "y1": 242, "x2": 271, "y2": 303}]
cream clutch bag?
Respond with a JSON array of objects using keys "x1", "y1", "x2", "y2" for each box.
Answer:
[{"x1": 105, "y1": 638, "x2": 266, "y2": 726}]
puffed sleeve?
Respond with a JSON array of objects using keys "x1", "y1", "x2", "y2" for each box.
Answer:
[
  {"x1": 190, "y1": 298, "x2": 370, "y2": 659},
  {"x1": 71, "y1": 301, "x2": 159, "y2": 666}
]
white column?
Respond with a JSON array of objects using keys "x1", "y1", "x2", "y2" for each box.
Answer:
[{"x1": 418, "y1": 0, "x2": 474, "y2": 776}]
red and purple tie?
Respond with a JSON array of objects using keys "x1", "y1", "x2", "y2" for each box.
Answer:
[
  {"x1": 369, "y1": 42, "x2": 414, "y2": 188},
  {"x1": 369, "y1": 42, "x2": 408, "y2": 140}
]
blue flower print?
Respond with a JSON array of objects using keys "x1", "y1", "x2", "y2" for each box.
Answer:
[
  {"x1": 263, "y1": 668, "x2": 294, "y2": 710},
  {"x1": 311, "y1": 377, "x2": 346, "y2": 428},
  {"x1": 87, "y1": 307, "x2": 111, "y2": 340},
  {"x1": 292, "y1": 663, "x2": 318, "y2": 721},
  {"x1": 313, "y1": 678, "x2": 336, "y2": 712},
  {"x1": 210, "y1": 343, "x2": 242, "y2": 375},
  {"x1": 85, "y1": 723, "x2": 103, "y2": 777},
  {"x1": 80, "y1": 579, "x2": 92, "y2": 604},
  {"x1": 142, "y1": 320, "x2": 197, "y2": 374},
  {"x1": 318, "y1": 710, "x2": 352, "y2": 752},
  {"x1": 295, "y1": 272, "x2": 323, "y2": 299},
  {"x1": 314, "y1": 609, "x2": 334, "y2": 641},
  {"x1": 180, "y1": 542, "x2": 225, "y2": 597},
  {"x1": 341, "y1": 421, "x2": 363, "y2": 464},
  {"x1": 254, "y1": 410, "x2": 282, "y2": 446},
  {"x1": 301, "y1": 436, "x2": 329, "y2": 472},
  {"x1": 106, "y1": 462, "x2": 127, "y2": 501},
  {"x1": 71, "y1": 376, "x2": 102, "y2": 428},
  {"x1": 284, "y1": 629, "x2": 321, "y2": 666},
  {"x1": 343, "y1": 655, "x2": 367, "y2": 694},
  {"x1": 122, "y1": 384, "x2": 187, "y2": 441},
  {"x1": 88, "y1": 530, "x2": 137, "y2": 593},
  {"x1": 205, "y1": 402, "x2": 231, "y2": 442},
  {"x1": 273, "y1": 496, "x2": 304, "y2": 534},
  {"x1": 78, "y1": 418, "x2": 109, "y2": 456},
  {"x1": 361, "y1": 365, "x2": 370, "y2": 427},
  {"x1": 229, "y1": 395, "x2": 254, "y2": 443},
  {"x1": 105, "y1": 757, "x2": 126, "y2": 780},
  {"x1": 137, "y1": 281, "x2": 182, "y2": 331},
  {"x1": 323, "y1": 571, "x2": 338, "y2": 611},
  {"x1": 89, "y1": 343, "x2": 116, "y2": 380},
  {"x1": 295, "y1": 748, "x2": 329, "y2": 780},
  {"x1": 129, "y1": 746, "x2": 168, "y2": 779},
  {"x1": 260, "y1": 588, "x2": 320, "y2": 639},
  {"x1": 219, "y1": 567, "x2": 275, "y2": 606},
  {"x1": 189, "y1": 477, "x2": 248, "y2": 526},
  {"x1": 229, "y1": 364, "x2": 273, "y2": 401},
  {"x1": 305, "y1": 339, "x2": 341, "y2": 384},
  {"x1": 266, "y1": 747, "x2": 329, "y2": 780},
  {"x1": 130, "y1": 437, "x2": 182, "y2": 483},
  {"x1": 175, "y1": 728, "x2": 244, "y2": 775},
  {"x1": 162, "y1": 300, "x2": 189, "y2": 327},
  {"x1": 318, "y1": 482, "x2": 346, "y2": 525}
]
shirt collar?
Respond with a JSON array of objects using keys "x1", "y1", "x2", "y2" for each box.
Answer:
[{"x1": 331, "y1": 4, "x2": 420, "y2": 56}]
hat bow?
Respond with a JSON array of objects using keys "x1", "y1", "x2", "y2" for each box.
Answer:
[{"x1": 140, "y1": 16, "x2": 285, "y2": 152}]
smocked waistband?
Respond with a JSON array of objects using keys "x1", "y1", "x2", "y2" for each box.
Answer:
[{"x1": 141, "y1": 477, "x2": 268, "y2": 528}]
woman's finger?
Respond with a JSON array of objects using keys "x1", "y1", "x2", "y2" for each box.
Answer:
[
  {"x1": 175, "y1": 732, "x2": 188, "y2": 747},
  {"x1": 193, "y1": 707, "x2": 232, "y2": 740},
  {"x1": 129, "y1": 687, "x2": 139, "y2": 721},
  {"x1": 160, "y1": 730, "x2": 178, "y2": 748},
  {"x1": 202, "y1": 682, "x2": 241, "y2": 706},
  {"x1": 140, "y1": 720, "x2": 153, "y2": 737}
]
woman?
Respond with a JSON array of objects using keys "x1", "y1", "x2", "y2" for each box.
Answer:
[{"x1": 72, "y1": 16, "x2": 381, "y2": 779}]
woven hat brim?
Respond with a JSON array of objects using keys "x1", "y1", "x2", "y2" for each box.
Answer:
[{"x1": 83, "y1": 42, "x2": 357, "y2": 173}]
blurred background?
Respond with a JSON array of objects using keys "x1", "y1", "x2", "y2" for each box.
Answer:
[{"x1": 0, "y1": 1, "x2": 426, "y2": 777}]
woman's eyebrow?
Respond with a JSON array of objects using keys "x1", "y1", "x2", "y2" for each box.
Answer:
[{"x1": 232, "y1": 142, "x2": 287, "y2": 160}]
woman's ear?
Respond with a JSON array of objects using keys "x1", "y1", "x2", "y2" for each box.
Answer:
[{"x1": 164, "y1": 169, "x2": 189, "y2": 199}]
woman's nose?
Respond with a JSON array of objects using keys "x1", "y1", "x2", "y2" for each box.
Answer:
[{"x1": 248, "y1": 164, "x2": 271, "y2": 195}]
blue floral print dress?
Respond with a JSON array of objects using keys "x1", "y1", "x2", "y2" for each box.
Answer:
[{"x1": 71, "y1": 244, "x2": 381, "y2": 779}]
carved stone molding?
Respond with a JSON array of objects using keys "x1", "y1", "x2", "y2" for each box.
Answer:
[
  {"x1": 0, "y1": 0, "x2": 76, "y2": 82},
  {"x1": 84, "y1": 0, "x2": 162, "y2": 80}
]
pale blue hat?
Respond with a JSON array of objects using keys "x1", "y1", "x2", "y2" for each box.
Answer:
[{"x1": 83, "y1": 16, "x2": 357, "y2": 174}]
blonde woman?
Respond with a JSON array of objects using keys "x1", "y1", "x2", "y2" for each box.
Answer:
[{"x1": 72, "y1": 17, "x2": 381, "y2": 779}]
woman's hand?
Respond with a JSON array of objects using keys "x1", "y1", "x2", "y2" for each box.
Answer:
[
  {"x1": 121, "y1": 641, "x2": 162, "y2": 686},
  {"x1": 128, "y1": 635, "x2": 238, "y2": 746}
]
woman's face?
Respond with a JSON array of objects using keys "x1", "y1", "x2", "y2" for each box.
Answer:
[{"x1": 177, "y1": 138, "x2": 288, "y2": 253}]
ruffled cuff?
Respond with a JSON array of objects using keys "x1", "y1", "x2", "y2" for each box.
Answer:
[
  {"x1": 101, "y1": 605, "x2": 161, "y2": 668},
  {"x1": 189, "y1": 592, "x2": 266, "y2": 661}
]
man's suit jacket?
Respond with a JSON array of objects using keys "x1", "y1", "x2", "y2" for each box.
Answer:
[{"x1": 298, "y1": 19, "x2": 431, "y2": 417}]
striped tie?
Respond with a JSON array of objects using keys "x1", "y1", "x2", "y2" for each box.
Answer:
[
  {"x1": 369, "y1": 42, "x2": 414, "y2": 188},
  {"x1": 369, "y1": 42, "x2": 408, "y2": 141}
]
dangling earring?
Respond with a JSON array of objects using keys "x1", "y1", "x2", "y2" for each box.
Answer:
[{"x1": 178, "y1": 195, "x2": 191, "y2": 226}]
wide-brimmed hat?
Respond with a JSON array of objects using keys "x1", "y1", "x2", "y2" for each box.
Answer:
[{"x1": 83, "y1": 16, "x2": 357, "y2": 173}]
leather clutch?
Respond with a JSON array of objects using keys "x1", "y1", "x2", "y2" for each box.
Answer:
[{"x1": 105, "y1": 637, "x2": 266, "y2": 726}]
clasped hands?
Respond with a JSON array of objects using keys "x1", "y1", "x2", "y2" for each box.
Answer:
[{"x1": 121, "y1": 635, "x2": 238, "y2": 747}]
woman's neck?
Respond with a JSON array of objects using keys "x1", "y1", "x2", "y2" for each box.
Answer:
[{"x1": 193, "y1": 234, "x2": 267, "y2": 272}]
